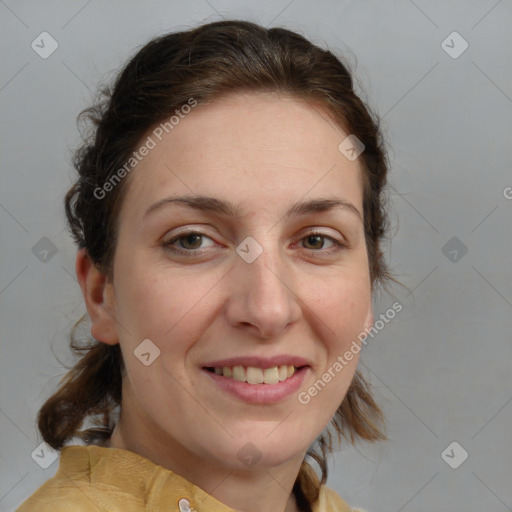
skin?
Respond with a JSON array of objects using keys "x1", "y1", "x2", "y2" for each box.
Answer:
[{"x1": 76, "y1": 92, "x2": 374, "y2": 512}]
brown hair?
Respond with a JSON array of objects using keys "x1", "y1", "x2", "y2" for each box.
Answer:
[{"x1": 38, "y1": 19, "x2": 392, "y2": 511}]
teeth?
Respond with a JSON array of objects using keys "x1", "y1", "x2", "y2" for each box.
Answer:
[
  {"x1": 232, "y1": 365, "x2": 245, "y2": 382},
  {"x1": 263, "y1": 367, "x2": 279, "y2": 385},
  {"x1": 246, "y1": 367, "x2": 263, "y2": 384},
  {"x1": 212, "y1": 365, "x2": 296, "y2": 384}
]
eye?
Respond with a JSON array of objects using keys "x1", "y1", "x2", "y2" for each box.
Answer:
[
  {"x1": 163, "y1": 231, "x2": 216, "y2": 255},
  {"x1": 299, "y1": 231, "x2": 346, "y2": 253},
  {"x1": 301, "y1": 234, "x2": 333, "y2": 250},
  {"x1": 162, "y1": 229, "x2": 347, "y2": 258}
]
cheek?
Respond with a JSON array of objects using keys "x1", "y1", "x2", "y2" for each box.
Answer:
[
  {"x1": 300, "y1": 277, "x2": 369, "y2": 423},
  {"x1": 115, "y1": 276, "x2": 174, "y2": 342},
  {"x1": 113, "y1": 264, "x2": 223, "y2": 359},
  {"x1": 307, "y1": 270, "x2": 371, "y2": 348}
]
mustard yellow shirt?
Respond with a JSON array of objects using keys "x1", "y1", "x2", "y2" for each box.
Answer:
[{"x1": 17, "y1": 445, "x2": 363, "y2": 512}]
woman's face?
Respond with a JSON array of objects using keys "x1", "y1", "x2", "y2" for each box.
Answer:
[{"x1": 103, "y1": 92, "x2": 373, "y2": 468}]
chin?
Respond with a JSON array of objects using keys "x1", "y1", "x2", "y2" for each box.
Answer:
[{"x1": 209, "y1": 431, "x2": 312, "y2": 470}]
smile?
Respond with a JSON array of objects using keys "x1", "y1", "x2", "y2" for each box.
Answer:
[
  {"x1": 202, "y1": 365, "x2": 309, "y2": 404},
  {"x1": 205, "y1": 365, "x2": 297, "y2": 384}
]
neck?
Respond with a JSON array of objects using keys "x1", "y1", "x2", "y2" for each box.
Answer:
[{"x1": 106, "y1": 398, "x2": 305, "y2": 512}]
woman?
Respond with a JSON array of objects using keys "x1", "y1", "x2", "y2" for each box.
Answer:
[{"x1": 18, "y1": 19, "x2": 393, "y2": 512}]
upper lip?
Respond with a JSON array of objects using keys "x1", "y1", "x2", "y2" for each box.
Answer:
[{"x1": 202, "y1": 355, "x2": 311, "y2": 369}]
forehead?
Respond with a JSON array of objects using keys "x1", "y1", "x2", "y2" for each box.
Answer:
[{"x1": 119, "y1": 92, "x2": 364, "y2": 221}]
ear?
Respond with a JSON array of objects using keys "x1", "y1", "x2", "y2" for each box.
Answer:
[
  {"x1": 75, "y1": 248, "x2": 118, "y2": 345},
  {"x1": 363, "y1": 303, "x2": 374, "y2": 333}
]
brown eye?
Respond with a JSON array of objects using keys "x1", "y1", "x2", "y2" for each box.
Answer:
[
  {"x1": 297, "y1": 231, "x2": 347, "y2": 257},
  {"x1": 301, "y1": 233, "x2": 338, "y2": 250},
  {"x1": 302, "y1": 235, "x2": 326, "y2": 250},
  {"x1": 179, "y1": 233, "x2": 203, "y2": 249},
  {"x1": 163, "y1": 231, "x2": 216, "y2": 255}
]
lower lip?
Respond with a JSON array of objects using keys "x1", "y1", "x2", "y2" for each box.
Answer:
[{"x1": 202, "y1": 367, "x2": 309, "y2": 404}]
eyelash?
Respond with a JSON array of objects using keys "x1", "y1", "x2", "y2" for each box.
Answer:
[{"x1": 162, "y1": 230, "x2": 347, "y2": 257}]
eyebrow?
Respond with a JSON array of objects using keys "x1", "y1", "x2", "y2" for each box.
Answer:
[{"x1": 143, "y1": 194, "x2": 363, "y2": 222}]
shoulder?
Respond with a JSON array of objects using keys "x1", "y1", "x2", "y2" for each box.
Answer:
[
  {"x1": 16, "y1": 478, "x2": 144, "y2": 512},
  {"x1": 16, "y1": 445, "x2": 146, "y2": 512},
  {"x1": 315, "y1": 485, "x2": 368, "y2": 512},
  {"x1": 17, "y1": 479, "x2": 144, "y2": 512},
  {"x1": 17, "y1": 484, "x2": 100, "y2": 511}
]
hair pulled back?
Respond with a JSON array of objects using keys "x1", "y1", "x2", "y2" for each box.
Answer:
[{"x1": 38, "y1": 20, "x2": 391, "y2": 511}]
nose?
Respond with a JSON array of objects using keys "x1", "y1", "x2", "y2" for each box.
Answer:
[{"x1": 224, "y1": 243, "x2": 302, "y2": 339}]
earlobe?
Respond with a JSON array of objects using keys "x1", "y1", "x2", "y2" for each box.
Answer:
[{"x1": 75, "y1": 248, "x2": 119, "y2": 345}]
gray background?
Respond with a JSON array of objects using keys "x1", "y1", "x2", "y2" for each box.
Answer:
[{"x1": 1, "y1": 0, "x2": 511, "y2": 510}]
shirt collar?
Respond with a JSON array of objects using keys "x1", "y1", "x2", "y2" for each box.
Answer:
[
  {"x1": 58, "y1": 445, "x2": 237, "y2": 511},
  {"x1": 57, "y1": 444, "x2": 352, "y2": 512}
]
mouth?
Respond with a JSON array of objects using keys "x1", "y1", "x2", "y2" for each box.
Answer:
[
  {"x1": 203, "y1": 365, "x2": 303, "y2": 385},
  {"x1": 202, "y1": 364, "x2": 310, "y2": 404}
]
